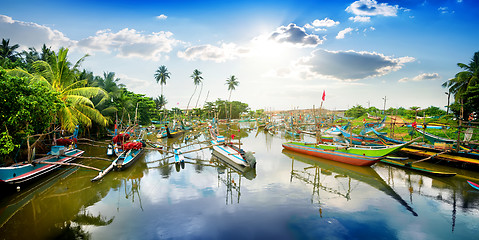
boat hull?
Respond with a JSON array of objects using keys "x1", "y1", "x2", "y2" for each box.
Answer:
[
  {"x1": 114, "y1": 148, "x2": 144, "y2": 171},
  {"x1": 0, "y1": 149, "x2": 84, "y2": 185},
  {"x1": 211, "y1": 140, "x2": 249, "y2": 168},
  {"x1": 282, "y1": 143, "x2": 381, "y2": 166}
]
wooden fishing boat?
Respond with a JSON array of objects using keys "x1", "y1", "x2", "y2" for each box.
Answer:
[
  {"x1": 209, "y1": 128, "x2": 256, "y2": 169},
  {"x1": 282, "y1": 138, "x2": 418, "y2": 166},
  {"x1": 0, "y1": 146, "x2": 84, "y2": 185},
  {"x1": 415, "y1": 128, "x2": 456, "y2": 144},
  {"x1": 380, "y1": 159, "x2": 456, "y2": 177},
  {"x1": 360, "y1": 116, "x2": 386, "y2": 135},
  {"x1": 114, "y1": 142, "x2": 144, "y2": 170},
  {"x1": 467, "y1": 180, "x2": 479, "y2": 190},
  {"x1": 91, "y1": 141, "x2": 144, "y2": 182}
]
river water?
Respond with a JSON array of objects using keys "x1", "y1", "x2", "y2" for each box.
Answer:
[{"x1": 1, "y1": 123, "x2": 479, "y2": 239}]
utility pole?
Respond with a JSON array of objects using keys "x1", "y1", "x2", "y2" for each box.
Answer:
[
  {"x1": 382, "y1": 96, "x2": 387, "y2": 115},
  {"x1": 445, "y1": 91, "x2": 450, "y2": 114}
]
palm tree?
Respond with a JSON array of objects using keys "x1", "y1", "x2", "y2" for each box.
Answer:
[
  {"x1": 154, "y1": 65, "x2": 170, "y2": 98},
  {"x1": 186, "y1": 69, "x2": 203, "y2": 114},
  {"x1": 442, "y1": 51, "x2": 479, "y2": 102},
  {"x1": 10, "y1": 47, "x2": 108, "y2": 132},
  {"x1": 0, "y1": 38, "x2": 19, "y2": 61},
  {"x1": 225, "y1": 75, "x2": 239, "y2": 119},
  {"x1": 154, "y1": 95, "x2": 168, "y2": 110}
]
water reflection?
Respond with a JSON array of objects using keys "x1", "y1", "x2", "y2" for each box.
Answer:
[{"x1": 282, "y1": 149, "x2": 418, "y2": 216}]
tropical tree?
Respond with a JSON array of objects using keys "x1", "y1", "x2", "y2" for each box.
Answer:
[
  {"x1": 345, "y1": 105, "x2": 366, "y2": 118},
  {"x1": 0, "y1": 38, "x2": 19, "y2": 62},
  {"x1": 442, "y1": 51, "x2": 479, "y2": 118},
  {"x1": 0, "y1": 68, "x2": 63, "y2": 162},
  {"x1": 154, "y1": 95, "x2": 168, "y2": 110},
  {"x1": 8, "y1": 47, "x2": 108, "y2": 132},
  {"x1": 154, "y1": 65, "x2": 170, "y2": 98},
  {"x1": 225, "y1": 75, "x2": 239, "y2": 119},
  {"x1": 186, "y1": 69, "x2": 203, "y2": 113}
]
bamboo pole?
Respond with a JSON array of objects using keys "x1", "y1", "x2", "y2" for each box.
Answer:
[{"x1": 35, "y1": 161, "x2": 101, "y2": 171}]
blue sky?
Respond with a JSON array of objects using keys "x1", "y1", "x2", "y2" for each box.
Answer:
[{"x1": 2, "y1": 0, "x2": 478, "y2": 111}]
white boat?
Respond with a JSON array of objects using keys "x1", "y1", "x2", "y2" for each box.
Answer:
[{"x1": 209, "y1": 128, "x2": 256, "y2": 170}]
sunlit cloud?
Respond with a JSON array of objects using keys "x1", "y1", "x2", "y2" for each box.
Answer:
[
  {"x1": 349, "y1": 16, "x2": 371, "y2": 22},
  {"x1": 76, "y1": 28, "x2": 181, "y2": 61},
  {"x1": 312, "y1": 18, "x2": 340, "y2": 27},
  {"x1": 177, "y1": 43, "x2": 249, "y2": 62},
  {"x1": 295, "y1": 49, "x2": 415, "y2": 81},
  {"x1": 336, "y1": 28, "x2": 356, "y2": 39},
  {"x1": 156, "y1": 14, "x2": 168, "y2": 20},
  {"x1": 346, "y1": 0, "x2": 399, "y2": 17},
  {"x1": 398, "y1": 73, "x2": 440, "y2": 83},
  {"x1": 438, "y1": 7, "x2": 455, "y2": 14},
  {"x1": 268, "y1": 23, "x2": 325, "y2": 47},
  {"x1": 0, "y1": 14, "x2": 75, "y2": 50}
]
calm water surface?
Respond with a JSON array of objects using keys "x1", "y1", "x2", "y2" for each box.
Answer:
[{"x1": 1, "y1": 123, "x2": 479, "y2": 239}]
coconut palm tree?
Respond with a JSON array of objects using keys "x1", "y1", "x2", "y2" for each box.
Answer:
[
  {"x1": 442, "y1": 51, "x2": 479, "y2": 102},
  {"x1": 154, "y1": 65, "x2": 170, "y2": 98},
  {"x1": 0, "y1": 38, "x2": 19, "y2": 61},
  {"x1": 154, "y1": 95, "x2": 168, "y2": 110},
  {"x1": 186, "y1": 69, "x2": 203, "y2": 114},
  {"x1": 225, "y1": 75, "x2": 239, "y2": 119},
  {"x1": 10, "y1": 47, "x2": 108, "y2": 132}
]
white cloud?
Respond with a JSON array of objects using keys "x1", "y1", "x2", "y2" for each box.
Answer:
[
  {"x1": 76, "y1": 28, "x2": 180, "y2": 61},
  {"x1": 177, "y1": 43, "x2": 249, "y2": 63},
  {"x1": 0, "y1": 14, "x2": 180, "y2": 61},
  {"x1": 346, "y1": 0, "x2": 399, "y2": 17},
  {"x1": 268, "y1": 23, "x2": 324, "y2": 47},
  {"x1": 312, "y1": 18, "x2": 340, "y2": 27},
  {"x1": 438, "y1": 7, "x2": 455, "y2": 14},
  {"x1": 349, "y1": 16, "x2": 371, "y2": 22},
  {"x1": 399, "y1": 73, "x2": 440, "y2": 83},
  {"x1": 336, "y1": 28, "x2": 355, "y2": 39},
  {"x1": 295, "y1": 49, "x2": 415, "y2": 81},
  {"x1": 0, "y1": 14, "x2": 75, "y2": 51},
  {"x1": 156, "y1": 14, "x2": 168, "y2": 20}
]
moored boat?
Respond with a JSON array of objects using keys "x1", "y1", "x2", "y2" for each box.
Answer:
[
  {"x1": 0, "y1": 146, "x2": 84, "y2": 185},
  {"x1": 209, "y1": 126, "x2": 256, "y2": 170},
  {"x1": 282, "y1": 138, "x2": 418, "y2": 166}
]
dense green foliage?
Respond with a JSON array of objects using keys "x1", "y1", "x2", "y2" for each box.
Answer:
[
  {"x1": 0, "y1": 68, "x2": 63, "y2": 158},
  {"x1": 443, "y1": 51, "x2": 479, "y2": 119}
]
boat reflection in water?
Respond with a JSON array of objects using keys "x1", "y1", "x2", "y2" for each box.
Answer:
[
  {"x1": 0, "y1": 147, "x2": 149, "y2": 239},
  {"x1": 210, "y1": 154, "x2": 256, "y2": 205},
  {"x1": 282, "y1": 149, "x2": 418, "y2": 217}
]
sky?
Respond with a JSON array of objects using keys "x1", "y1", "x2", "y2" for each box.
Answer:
[{"x1": 1, "y1": 0, "x2": 478, "y2": 112}]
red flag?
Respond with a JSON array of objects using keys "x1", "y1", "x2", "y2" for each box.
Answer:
[{"x1": 322, "y1": 90, "x2": 325, "y2": 101}]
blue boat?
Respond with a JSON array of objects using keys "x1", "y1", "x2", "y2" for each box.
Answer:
[
  {"x1": 0, "y1": 146, "x2": 84, "y2": 185},
  {"x1": 92, "y1": 142, "x2": 144, "y2": 182}
]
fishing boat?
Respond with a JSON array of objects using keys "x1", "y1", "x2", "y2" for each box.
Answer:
[
  {"x1": 209, "y1": 126, "x2": 256, "y2": 170},
  {"x1": 467, "y1": 180, "x2": 479, "y2": 190},
  {"x1": 91, "y1": 141, "x2": 144, "y2": 182},
  {"x1": 0, "y1": 146, "x2": 84, "y2": 185},
  {"x1": 360, "y1": 116, "x2": 386, "y2": 135},
  {"x1": 282, "y1": 138, "x2": 418, "y2": 166},
  {"x1": 156, "y1": 126, "x2": 168, "y2": 138},
  {"x1": 114, "y1": 141, "x2": 144, "y2": 170},
  {"x1": 415, "y1": 128, "x2": 456, "y2": 144}
]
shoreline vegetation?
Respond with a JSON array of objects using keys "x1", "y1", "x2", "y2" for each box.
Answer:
[{"x1": 1, "y1": 39, "x2": 478, "y2": 166}]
